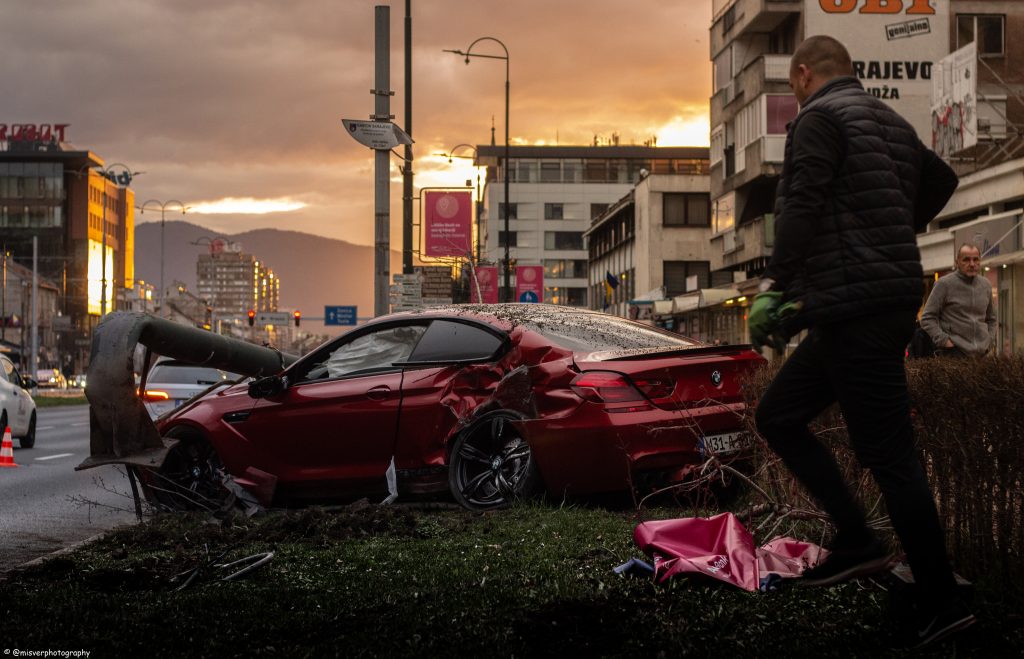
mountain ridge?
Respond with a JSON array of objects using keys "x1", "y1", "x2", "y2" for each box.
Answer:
[{"x1": 134, "y1": 220, "x2": 401, "y2": 331}]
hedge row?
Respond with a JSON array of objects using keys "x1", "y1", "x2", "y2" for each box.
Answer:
[{"x1": 737, "y1": 354, "x2": 1024, "y2": 589}]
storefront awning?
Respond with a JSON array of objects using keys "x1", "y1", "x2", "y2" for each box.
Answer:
[{"x1": 669, "y1": 287, "x2": 740, "y2": 314}]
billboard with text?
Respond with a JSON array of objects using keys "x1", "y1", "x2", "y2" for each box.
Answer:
[
  {"x1": 804, "y1": 0, "x2": 949, "y2": 143},
  {"x1": 424, "y1": 190, "x2": 473, "y2": 258}
]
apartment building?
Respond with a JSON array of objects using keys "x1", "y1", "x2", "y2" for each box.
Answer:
[
  {"x1": 706, "y1": 0, "x2": 1024, "y2": 351},
  {"x1": 584, "y1": 168, "x2": 714, "y2": 321},
  {"x1": 474, "y1": 145, "x2": 709, "y2": 306},
  {"x1": 196, "y1": 247, "x2": 280, "y2": 317}
]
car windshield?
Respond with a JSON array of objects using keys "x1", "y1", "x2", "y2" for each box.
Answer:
[
  {"x1": 519, "y1": 312, "x2": 698, "y2": 353},
  {"x1": 148, "y1": 364, "x2": 236, "y2": 385}
]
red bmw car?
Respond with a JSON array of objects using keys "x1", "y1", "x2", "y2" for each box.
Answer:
[{"x1": 149, "y1": 304, "x2": 765, "y2": 511}]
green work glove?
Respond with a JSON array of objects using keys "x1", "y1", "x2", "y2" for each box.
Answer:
[
  {"x1": 748, "y1": 292, "x2": 782, "y2": 350},
  {"x1": 748, "y1": 293, "x2": 801, "y2": 353}
]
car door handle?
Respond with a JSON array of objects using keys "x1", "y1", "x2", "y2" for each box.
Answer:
[{"x1": 366, "y1": 385, "x2": 391, "y2": 400}]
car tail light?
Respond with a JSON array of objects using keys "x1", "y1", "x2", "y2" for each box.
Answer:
[
  {"x1": 571, "y1": 371, "x2": 646, "y2": 404},
  {"x1": 633, "y1": 378, "x2": 675, "y2": 402},
  {"x1": 141, "y1": 389, "x2": 170, "y2": 402}
]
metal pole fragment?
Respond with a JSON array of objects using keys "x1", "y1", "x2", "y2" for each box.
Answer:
[{"x1": 373, "y1": 5, "x2": 391, "y2": 317}]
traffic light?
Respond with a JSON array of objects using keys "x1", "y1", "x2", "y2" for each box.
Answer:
[
  {"x1": 247, "y1": 310, "x2": 255, "y2": 327},
  {"x1": 293, "y1": 310, "x2": 301, "y2": 327}
]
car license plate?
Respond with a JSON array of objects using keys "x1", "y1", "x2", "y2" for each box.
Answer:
[{"x1": 699, "y1": 431, "x2": 749, "y2": 456}]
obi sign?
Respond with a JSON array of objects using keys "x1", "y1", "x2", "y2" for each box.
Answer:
[
  {"x1": 804, "y1": 0, "x2": 948, "y2": 142},
  {"x1": 424, "y1": 191, "x2": 473, "y2": 257},
  {"x1": 470, "y1": 266, "x2": 499, "y2": 304},
  {"x1": 515, "y1": 266, "x2": 544, "y2": 304}
]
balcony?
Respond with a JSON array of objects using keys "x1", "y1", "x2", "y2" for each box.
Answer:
[
  {"x1": 711, "y1": 0, "x2": 801, "y2": 56},
  {"x1": 709, "y1": 213, "x2": 775, "y2": 271}
]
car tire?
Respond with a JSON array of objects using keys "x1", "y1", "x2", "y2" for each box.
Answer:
[
  {"x1": 19, "y1": 412, "x2": 36, "y2": 449},
  {"x1": 448, "y1": 410, "x2": 542, "y2": 510},
  {"x1": 146, "y1": 429, "x2": 229, "y2": 511},
  {"x1": 0, "y1": 411, "x2": 7, "y2": 439}
]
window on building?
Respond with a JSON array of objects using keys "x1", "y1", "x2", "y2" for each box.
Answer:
[
  {"x1": 540, "y1": 162, "x2": 561, "y2": 182},
  {"x1": 544, "y1": 203, "x2": 564, "y2": 220},
  {"x1": 584, "y1": 160, "x2": 608, "y2": 182},
  {"x1": 498, "y1": 231, "x2": 517, "y2": 247},
  {"x1": 663, "y1": 193, "x2": 711, "y2": 227},
  {"x1": 590, "y1": 203, "x2": 609, "y2": 219},
  {"x1": 957, "y1": 14, "x2": 1005, "y2": 56},
  {"x1": 562, "y1": 160, "x2": 581, "y2": 183},
  {"x1": 544, "y1": 231, "x2": 584, "y2": 250},
  {"x1": 766, "y1": 95, "x2": 799, "y2": 134},
  {"x1": 543, "y1": 259, "x2": 587, "y2": 278},
  {"x1": 664, "y1": 261, "x2": 710, "y2": 297},
  {"x1": 499, "y1": 203, "x2": 518, "y2": 220},
  {"x1": 545, "y1": 287, "x2": 588, "y2": 307}
]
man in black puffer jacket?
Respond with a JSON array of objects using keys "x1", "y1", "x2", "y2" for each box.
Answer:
[{"x1": 750, "y1": 36, "x2": 974, "y2": 648}]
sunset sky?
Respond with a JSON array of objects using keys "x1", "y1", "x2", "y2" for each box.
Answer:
[{"x1": 2, "y1": 0, "x2": 712, "y2": 248}]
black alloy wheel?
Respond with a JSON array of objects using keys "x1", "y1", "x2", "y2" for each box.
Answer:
[
  {"x1": 448, "y1": 411, "x2": 541, "y2": 510},
  {"x1": 148, "y1": 434, "x2": 229, "y2": 511}
]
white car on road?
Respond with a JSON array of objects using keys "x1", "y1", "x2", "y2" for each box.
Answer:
[
  {"x1": 1, "y1": 354, "x2": 37, "y2": 448},
  {"x1": 140, "y1": 359, "x2": 241, "y2": 419}
]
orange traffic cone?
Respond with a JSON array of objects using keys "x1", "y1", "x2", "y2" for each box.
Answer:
[{"x1": 0, "y1": 426, "x2": 18, "y2": 468}]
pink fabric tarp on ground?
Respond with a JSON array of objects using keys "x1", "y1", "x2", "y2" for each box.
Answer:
[{"x1": 633, "y1": 512, "x2": 828, "y2": 592}]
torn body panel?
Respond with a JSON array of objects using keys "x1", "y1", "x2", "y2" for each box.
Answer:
[{"x1": 78, "y1": 311, "x2": 296, "y2": 471}]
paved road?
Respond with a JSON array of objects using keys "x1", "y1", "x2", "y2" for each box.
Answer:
[{"x1": 0, "y1": 404, "x2": 138, "y2": 573}]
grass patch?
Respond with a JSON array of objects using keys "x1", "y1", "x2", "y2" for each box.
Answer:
[
  {"x1": 1, "y1": 503, "x2": 1020, "y2": 657},
  {"x1": 32, "y1": 394, "x2": 87, "y2": 407}
]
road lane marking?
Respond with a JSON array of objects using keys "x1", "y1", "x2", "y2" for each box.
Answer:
[
  {"x1": 70, "y1": 422, "x2": 89, "y2": 427},
  {"x1": 37, "y1": 425, "x2": 55, "y2": 430},
  {"x1": 35, "y1": 453, "x2": 74, "y2": 461}
]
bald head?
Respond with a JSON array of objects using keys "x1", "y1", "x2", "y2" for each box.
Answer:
[
  {"x1": 791, "y1": 36, "x2": 854, "y2": 78},
  {"x1": 789, "y1": 36, "x2": 854, "y2": 104}
]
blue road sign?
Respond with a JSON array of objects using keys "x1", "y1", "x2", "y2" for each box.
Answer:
[
  {"x1": 518, "y1": 291, "x2": 539, "y2": 303},
  {"x1": 325, "y1": 305, "x2": 358, "y2": 326}
]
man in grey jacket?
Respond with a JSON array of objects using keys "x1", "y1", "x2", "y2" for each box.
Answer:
[{"x1": 921, "y1": 243, "x2": 996, "y2": 357}]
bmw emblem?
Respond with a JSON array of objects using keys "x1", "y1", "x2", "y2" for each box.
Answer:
[{"x1": 710, "y1": 370, "x2": 722, "y2": 386}]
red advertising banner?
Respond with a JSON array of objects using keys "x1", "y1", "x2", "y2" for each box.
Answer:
[
  {"x1": 424, "y1": 190, "x2": 472, "y2": 257},
  {"x1": 515, "y1": 265, "x2": 544, "y2": 304},
  {"x1": 470, "y1": 266, "x2": 499, "y2": 304}
]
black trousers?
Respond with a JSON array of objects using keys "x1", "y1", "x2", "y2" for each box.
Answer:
[{"x1": 755, "y1": 310, "x2": 956, "y2": 604}]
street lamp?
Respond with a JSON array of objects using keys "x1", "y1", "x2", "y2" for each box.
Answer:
[
  {"x1": 78, "y1": 163, "x2": 143, "y2": 316},
  {"x1": 138, "y1": 199, "x2": 187, "y2": 308},
  {"x1": 444, "y1": 37, "x2": 511, "y2": 301},
  {"x1": 436, "y1": 144, "x2": 486, "y2": 262}
]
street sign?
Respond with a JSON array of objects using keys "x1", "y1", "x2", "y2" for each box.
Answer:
[
  {"x1": 256, "y1": 312, "x2": 292, "y2": 326},
  {"x1": 342, "y1": 119, "x2": 414, "y2": 150},
  {"x1": 325, "y1": 305, "x2": 358, "y2": 326}
]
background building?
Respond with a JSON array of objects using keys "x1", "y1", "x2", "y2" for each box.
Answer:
[
  {"x1": 196, "y1": 243, "x2": 280, "y2": 317},
  {"x1": 708, "y1": 0, "x2": 1023, "y2": 351},
  {"x1": 474, "y1": 145, "x2": 709, "y2": 306},
  {"x1": 1, "y1": 125, "x2": 135, "y2": 372},
  {"x1": 585, "y1": 165, "x2": 714, "y2": 320}
]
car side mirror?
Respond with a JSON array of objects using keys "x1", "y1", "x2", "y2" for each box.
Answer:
[
  {"x1": 248, "y1": 375, "x2": 285, "y2": 399},
  {"x1": 22, "y1": 378, "x2": 37, "y2": 390}
]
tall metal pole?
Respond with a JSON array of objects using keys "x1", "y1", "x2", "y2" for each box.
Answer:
[
  {"x1": 443, "y1": 39, "x2": 510, "y2": 299},
  {"x1": 503, "y1": 64, "x2": 510, "y2": 302},
  {"x1": 30, "y1": 236, "x2": 38, "y2": 376},
  {"x1": 1, "y1": 248, "x2": 6, "y2": 345},
  {"x1": 160, "y1": 208, "x2": 166, "y2": 307},
  {"x1": 402, "y1": 0, "x2": 414, "y2": 275},
  {"x1": 373, "y1": 5, "x2": 391, "y2": 317},
  {"x1": 100, "y1": 176, "x2": 108, "y2": 316}
]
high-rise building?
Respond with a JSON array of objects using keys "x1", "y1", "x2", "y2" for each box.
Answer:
[
  {"x1": 196, "y1": 244, "x2": 279, "y2": 317},
  {"x1": 708, "y1": 0, "x2": 1024, "y2": 351},
  {"x1": 0, "y1": 125, "x2": 135, "y2": 372},
  {"x1": 474, "y1": 145, "x2": 709, "y2": 306}
]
